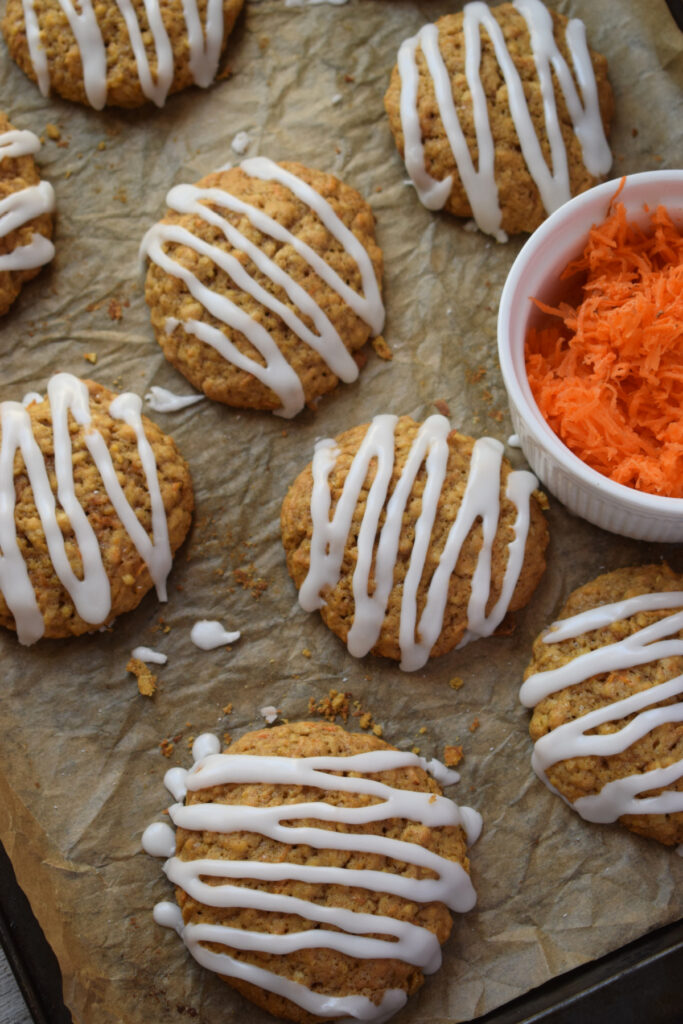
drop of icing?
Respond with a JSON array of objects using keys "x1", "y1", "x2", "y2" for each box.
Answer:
[
  {"x1": 191, "y1": 733, "x2": 221, "y2": 763},
  {"x1": 231, "y1": 130, "x2": 250, "y2": 154},
  {"x1": 190, "y1": 620, "x2": 241, "y2": 650},
  {"x1": 21, "y1": 392, "x2": 43, "y2": 407},
  {"x1": 164, "y1": 766, "x2": 189, "y2": 802},
  {"x1": 131, "y1": 645, "x2": 167, "y2": 665},
  {"x1": 142, "y1": 821, "x2": 176, "y2": 858},
  {"x1": 145, "y1": 386, "x2": 204, "y2": 413}
]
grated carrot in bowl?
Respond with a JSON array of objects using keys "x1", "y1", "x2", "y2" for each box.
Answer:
[{"x1": 524, "y1": 196, "x2": 683, "y2": 498}]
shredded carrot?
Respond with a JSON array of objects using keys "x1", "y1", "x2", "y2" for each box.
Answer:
[{"x1": 525, "y1": 198, "x2": 683, "y2": 498}]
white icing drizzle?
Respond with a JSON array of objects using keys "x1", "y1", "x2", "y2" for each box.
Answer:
[
  {"x1": 0, "y1": 127, "x2": 55, "y2": 273},
  {"x1": 298, "y1": 414, "x2": 538, "y2": 671},
  {"x1": 190, "y1": 619, "x2": 241, "y2": 650},
  {"x1": 131, "y1": 645, "x2": 168, "y2": 665},
  {"x1": 285, "y1": 0, "x2": 350, "y2": 6},
  {"x1": 521, "y1": 592, "x2": 683, "y2": 825},
  {"x1": 142, "y1": 820, "x2": 175, "y2": 857},
  {"x1": 0, "y1": 373, "x2": 173, "y2": 645},
  {"x1": 145, "y1": 385, "x2": 204, "y2": 413},
  {"x1": 140, "y1": 157, "x2": 384, "y2": 418},
  {"x1": 20, "y1": 0, "x2": 225, "y2": 109},
  {"x1": 144, "y1": 735, "x2": 480, "y2": 1022},
  {"x1": 397, "y1": 0, "x2": 612, "y2": 239},
  {"x1": 21, "y1": 392, "x2": 43, "y2": 407}
]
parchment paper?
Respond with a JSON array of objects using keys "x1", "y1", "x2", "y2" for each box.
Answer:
[{"x1": 0, "y1": 2, "x2": 682, "y2": 1022}]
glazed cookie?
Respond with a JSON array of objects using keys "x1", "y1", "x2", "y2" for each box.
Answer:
[
  {"x1": 0, "y1": 373, "x2": 193, "y2": 644},
  {"x1": 281, "y1": 414, "x2": 548, "y2": 670},
  {"x1": 0, "y1": 113, "x2": 55, "y2": 316},
  {"x1": 143, "y1": 721, "x2": 481, "y2": 1023},
  {"x1": 521, "y1": 564, "x2": 683, "y2": 846},
  {"x1": 2, "y1": 0, "x2": 244, "y2": 109},
  {"x1": 141, "y1": 158, "x2": 384, "y2": 418},
  {"x1": 384, "y1": 0, "x2": 613, "y2": 240}
]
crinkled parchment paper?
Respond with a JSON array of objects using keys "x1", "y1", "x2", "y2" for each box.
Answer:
[{"x1": 0, "y1": 1, "x2": 682, "y2": 1022}]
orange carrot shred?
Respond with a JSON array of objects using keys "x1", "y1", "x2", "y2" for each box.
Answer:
[{"x1": 525, "y1": 200, "x2": 683, "y2": 498}]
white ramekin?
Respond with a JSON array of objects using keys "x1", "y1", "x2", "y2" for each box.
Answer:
[{"x1": 497, "y1": 170, "x2": 683, "y2": 543}]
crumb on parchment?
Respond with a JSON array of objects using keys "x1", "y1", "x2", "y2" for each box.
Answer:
[
  {"x1": 126, "y1": 657, "x2": 157, "y2": 697},
  {"x1": 443, "y1": 745, "x2": 464, "y2": 767}
]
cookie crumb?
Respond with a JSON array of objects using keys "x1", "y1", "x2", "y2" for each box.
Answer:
[
  {"x1": 371, "y1": 335, "x2": 393, "y2": 361},
  {"x1": 468, "y1": 718, "x2": 480, "y2": 733},
  {"x1": 126, "y1": 657, "x2": 157, "y2": 697},
  {"x1": 233, "y1": 564, "x2": 268, "y2": 598},
  {"x1": 448, "y1": 676, "x2": 464, "y2": 690},
  {"x1": 308, "y1": 689, "x2": 351, "y2": 722},
  {"x1": 443, "y1": 745, "x2": 464, "y2": 767},
  {"x1": 434, "y1": 399, "x2": 450, "y2": 416},
  {"x1": 83, "y1": 352, "x2": 97, "y2": 364},
  {"x1": 45, "y1": 123, "x2": 61, "y2": 140}
]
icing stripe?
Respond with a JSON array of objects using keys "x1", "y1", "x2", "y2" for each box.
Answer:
[
  {"x1": 20, "y1": 0, "x2": 226, "y2": 108},
  {"x1": 397, "y1": 0, "x2": 611, "y2": 237},
  {"x1": 298, "y1": 414, "x2": 539, "y2": 670},
  {"x1": 0, "y1": 373, "x2": 173, "y2": 644},
  {"x1": 0, "y1": 127, "x2": 55, "y2": 273},
  {"x1": 155, "y1": 900, "x2": 409, "y2": 1024},
  {"x1": 143, "y1": 738, "x2": 480, "y2": 1022},
  {"x1": 140, "y1": 158, "x2": 384, "y2": 417},
  {"x1": 522, "y1": 593, "x2": 683, "y2": 824}
]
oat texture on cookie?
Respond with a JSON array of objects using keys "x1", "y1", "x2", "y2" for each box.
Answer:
[
  {"x1": 0, "y1": 373, "x2": 193, "y2": 644},
  {"x1": 141, "y1": 158, "x2": 384, "y2": 417},
  {"x1": 142, "y1": 721, "x2": 481, "y2": 1024},
  {"x1": 281, "y1": 414, "x2": 548, "y2": 669},
  {"x1": 0, "y1": 111, "x2": 54, "y2": 316},
  {"x1": 384, "y1": 0, "x2": 614, "y2": 239},
  {"x1": 522, "y1": 564, "x2": 683, "y2": 846},
  {"x1": 1, "y1": 0, "x2": 244, "y2": 109}
]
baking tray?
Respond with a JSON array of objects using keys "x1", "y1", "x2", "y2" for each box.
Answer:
[{"x1": 0, "y1": 837, "x2": 681, "y2": 1024}]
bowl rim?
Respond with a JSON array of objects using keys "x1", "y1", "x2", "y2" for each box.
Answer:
[{"x1": 497, "y1": 169, "x2": 683, "y2": 515}]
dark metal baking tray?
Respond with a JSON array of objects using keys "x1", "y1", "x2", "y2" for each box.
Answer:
[{"x1": 1, "y1": 838, "x2": 681, "y2": 1024}]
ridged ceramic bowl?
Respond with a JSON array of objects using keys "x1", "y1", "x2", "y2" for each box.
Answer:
[{"x1": 497, "y1": 170, "x2": 683, "y2": 543}]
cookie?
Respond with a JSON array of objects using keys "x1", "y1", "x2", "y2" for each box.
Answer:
[
  {"x1": 384, "y1": 0, "x2": 614, "y2": 239},
  {"x1": 2, "y1": 0, "x2": 244, "y2": 109},
  {"x1": 0, "y1": 113, "x2": 55, "y2": 316},
  {"x1": 142, "y1": 721, "x2": 481, "y2": 1023},
  {"x1": 521, "y1": 564, "x2": 683, "y2": 846},
  {"x1": 281, "y1": 414, "x2": 548, "y2": 670},
  {"x1": 141, "y1": 158, "x2": 384, "y2": 418},
  {"x1": 0, "y1": 373, "x2": 193, "y2": 644}
]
